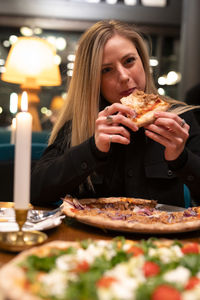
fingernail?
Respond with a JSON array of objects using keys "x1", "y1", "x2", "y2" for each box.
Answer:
[{"x1": 130, "y1": 109, "x2": 137, "y2": 118}]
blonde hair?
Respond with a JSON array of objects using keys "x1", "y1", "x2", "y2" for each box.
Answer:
[{"x1": 49, "y1": 20, "x2": 196, "y2": 146}]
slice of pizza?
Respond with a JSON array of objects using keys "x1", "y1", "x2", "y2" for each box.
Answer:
[{"x1": 120, "y1": 89, "x2": 170, "y2": 127}]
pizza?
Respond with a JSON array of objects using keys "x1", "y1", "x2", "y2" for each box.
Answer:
[
  {"x1": 1, "y1": 237, "x2": 200, "y2": 300},
  {"x1": 120, "y1": 89, "x2": 170, "y2": 127},
  {"x1": 62, "y1": 196, "x2": 200, "y2": 234}
]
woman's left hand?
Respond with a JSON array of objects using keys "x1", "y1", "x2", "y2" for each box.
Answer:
[{"x1": 144, "y1": 111, "x2": 190, "y2": 161}]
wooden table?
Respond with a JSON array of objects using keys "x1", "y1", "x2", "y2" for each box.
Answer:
[{"x1": 1, "y1": 216, "x2": 200, "y2": 267}]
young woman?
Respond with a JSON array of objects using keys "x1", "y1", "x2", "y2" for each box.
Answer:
[{"x1": 31, "y1": 20, "x2": 200, "y2": 207}]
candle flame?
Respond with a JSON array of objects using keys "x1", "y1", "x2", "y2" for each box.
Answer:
[
  {"x1": 21, "y1": 91, "x2": 28, "y2": 112},
  {"x1": 10, "y1": 92, "x2": 18, "y2": 114}
]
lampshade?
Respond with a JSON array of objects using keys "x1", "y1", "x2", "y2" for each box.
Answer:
[
  {"x1": 50, "y1": 96, "x2": 65, "y2": 111},
  {"x1": 1, "y1": 36, "x2": 62, "y2": 131},
  {"x1": 1, "y1": 37, "x2": 61, "y2": 87}
]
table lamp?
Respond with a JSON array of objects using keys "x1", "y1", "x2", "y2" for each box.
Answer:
[{"x1": 1, "y1": 37, "x2": 62, "y2": 131}]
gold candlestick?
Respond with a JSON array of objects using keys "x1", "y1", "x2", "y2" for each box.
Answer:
[
  {"x1": 15, "y1": 209, "x2": 28, "y2": 231},
  {"x1": 0, "y1": 207, "x2": 47, "y2": 252}
]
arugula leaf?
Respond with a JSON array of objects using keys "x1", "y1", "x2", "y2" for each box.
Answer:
[
  {"x1": 159, "y1": 261, "x2": 179, "y2": 274},
  {"x1": 172, "y1": 240, "x2": 183, "y2": 247},
  {"x1": 113, "y1": 236, "x2": 126, "y2": 245},
  {"x1": 50, "y1": 247, "x2": 76, "y2": 256},
  {"x1": 65, "y1": 276, "x2": 98, "y2": 300},
  {"x1": 92, "y1": 255, "x2": 112, "y2": 272},
  {"x1": 18, "y1": 255, "x2": 58, "y2": 284},
  {"x1": 80, "y1": 239, "x2": 93, "y2": 249},
  {"x1": 26, "y1": 255, "x2": 57, "y2": 272},
  {"x1": 136, "y1": 238, "x2": 158, "y2": 255},
  {"x1": 111, "y1": 250, "x2": 130, "y2": 267},
  {"x1": 180, "y1": 254, "x2": 200, "y2": 276},
  {"x1": 20, "y1": 248, "x2": 76, "y2": 274}
]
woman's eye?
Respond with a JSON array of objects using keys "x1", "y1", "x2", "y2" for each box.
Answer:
[
  {"x1": 125, "y1": 57, "x2": 135, "y2": 65},
  {"x1": 102, "y1": 67, "x2": 112, "y2": 74}
]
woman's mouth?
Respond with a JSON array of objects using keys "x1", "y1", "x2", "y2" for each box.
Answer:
[{"x1": 120, "y1": 88, "x2": 135, "y2": 97}]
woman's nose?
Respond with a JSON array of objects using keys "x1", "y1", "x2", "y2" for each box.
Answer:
[{"x1": 118, "y1": 66, "x2": 129, "y2": 82}]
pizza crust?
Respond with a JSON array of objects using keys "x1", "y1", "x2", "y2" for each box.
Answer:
[{"x1": 0, "y1": 264, "x2": 39, "y2": 300}]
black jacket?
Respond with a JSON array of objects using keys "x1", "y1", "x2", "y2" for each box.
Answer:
[{"x1": 31, "y1": 111, "x2": 200, "y2": 208}]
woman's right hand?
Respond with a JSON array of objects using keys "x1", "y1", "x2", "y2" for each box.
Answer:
[{"x1": 95, "y1": 103, "x2": 138, "y2": 152}]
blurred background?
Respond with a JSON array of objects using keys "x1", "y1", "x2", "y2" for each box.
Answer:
[{"x1": 0, "y1": 0, "x2": 199, "y2": 131}]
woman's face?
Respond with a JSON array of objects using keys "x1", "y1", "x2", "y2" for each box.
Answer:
[{"x1": 100, "y1": 34, "x2": 146, "y2": 104}]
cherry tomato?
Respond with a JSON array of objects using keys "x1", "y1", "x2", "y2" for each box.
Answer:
[
  {"x1": 97, "y1": 276, "x2": 118, "y2": 288},
  {"x1": 181, "y1": 242, "x2": 199, "y2": 254},
  {"x1": 151, "y1": 284, "x2": 182, "y2": 300},
  {"x1": 185, "y1": 276, "x2": 200, "y2": 290},
  {"x1": 127, "y1": 246, "x2": 144, "y2": 256},
  {"x1": 75, "y1": 260, "x2": 89, "y2": 272},
  {"x1": 143, "y1": 261, "x2": 160, "y2": 277}
]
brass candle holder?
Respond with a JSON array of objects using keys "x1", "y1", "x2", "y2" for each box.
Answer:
[{"x1": 0, "y1": 206, "x2": 48, "y2": 252}]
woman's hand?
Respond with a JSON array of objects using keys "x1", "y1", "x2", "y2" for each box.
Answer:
[
  {"x1": 95, "y1": 103, "x2": 138, "y2": 152},
  {"x1": 145, "y1": 111, "x2": 190, "y2": 161}
]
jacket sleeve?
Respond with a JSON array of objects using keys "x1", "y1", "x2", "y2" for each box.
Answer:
[
  {"x1": 31, "y1": 123, "x2": 109, "y2": 206},
  {"x1": 167, "y1": 111, "x2": 200, "y2": 201}
]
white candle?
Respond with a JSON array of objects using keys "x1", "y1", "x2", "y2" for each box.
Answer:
[
  {"x1": 10, "y1": 117, "x2": 16, "y2": 144},
  {"x1": 14, "y1": 91, "x2": 32, "y2": 209}
]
